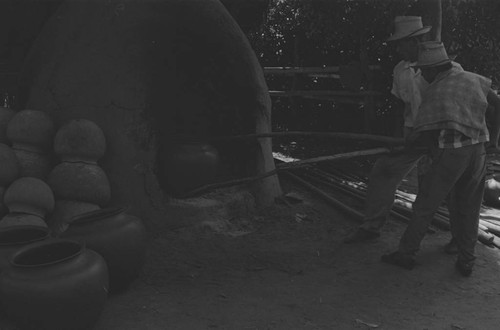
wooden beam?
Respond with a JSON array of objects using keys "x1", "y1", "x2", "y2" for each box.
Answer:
[
  {"x1": 263, "y1": 65, "x2": 381, "y2": 75},
  {"x1": 210, "y1": 131, "x2": 405, "y2": 145},
  {"x1": 269, "y1": 90, "x2": 382, "y2": 97},
  {"x1": 301, "y1": 95, "x2": 364, "y2": 105},
  {"x1": 276, "y1": 147, "x2": 401, "y2": 170}
]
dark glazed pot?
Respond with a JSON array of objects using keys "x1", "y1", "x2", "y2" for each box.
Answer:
[
  {"x1": 0, "y1": 239, "x2": 108, "y2": 330},
  {"x1": 0, "y1": 226, "x2": 49, "y2": 272},
  {"x1": 158, "y1": 141, "x2": 219, "y2": 197},
  {"x1": 62, "y1": 207, "x2": 146, "y2": 292}
]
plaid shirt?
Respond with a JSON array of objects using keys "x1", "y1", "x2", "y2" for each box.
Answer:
[
  {"x1": 438, "y1": 129, "x2": 488, "y2": 148},
  {"x1": 414, "y1": 67, "x2": 491, "y2": 141}
]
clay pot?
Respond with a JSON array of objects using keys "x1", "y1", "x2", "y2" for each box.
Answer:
[
  {"x1": 12, "y1": 148, "x2": 52, "y2": 179},
  {"x1": 54, "y1": 119, "x2": 106, "y2": 163},
  {"x1": 3, "y1": 177, "x2": 55, "y2": 218},
  {"x1": 484, "y1": 178, "x2": 500, "y2": 207},
  {"x1": 0, "y1": 213, "x2": 48, "y2": 229},
  {"x1": 0, "y1": 225, "x2": 49, "y2": 272},
  {"x1": 47, "y1": 162, "x2": 111, "y2": 205},
  {"x1": 158, "y1": 141, "x2": 219, "y2": 197},
  {"x1": 0, "y1": 107, "x2": 15, "y2": 144},
  {"x1": 63, "y1": 207, "x2": 146, "y2": 292},
  {"x1": 0, "y1": 143, "x2": 19, "y2": 185},
  {"x1": 6, "y1": 109, "x2": 55, "y2": 153},
  {"x1": 47, "y1": 162, "x2": 111, "y2": 206},
  {"x1": 0, "y1": 239, "x2": 109, "y2": 330},
  {"x1": 48, "y1": 200, "x2": 100, "y2": 234}
]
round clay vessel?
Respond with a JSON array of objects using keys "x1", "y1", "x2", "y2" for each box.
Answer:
[
  {"x1": 0, "y1": 239, "x2": 108, "y2": 330},
  {"x1": 0, "y1": 107, "x2": 15, "y2": 144},
  {"x1": 0, "y1": 143, "x2": 19, "y2": 185},
  {"x1": 47, "y1": 162, "x2": 111, "y2": 205},
  {"x1": 4, "y1": 177, "x2": 55, "y2": 218},
  {"x1": 12, "y1": 148, "x2": 52, "y2": 179},
  {"x1": 158, "y1": 141, "x2": 219, "y2": 197},
  {"x1": 0, "y1": 225, "x2": 49, "y2": 272},
  {"x1": 54, "y1": 119, "x2": 106, "y2": 163},
  {"x1": 6, "y1": 109, "x2": 55, "y2": 153},
  {"x1": 63, "y1": 207, "x2": 146, "y2": 292}
]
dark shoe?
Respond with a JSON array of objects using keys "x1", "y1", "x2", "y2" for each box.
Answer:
[
  {"x1": 455, "y1": 260, "x2": 473, "y2": 277},
  {"x1": 343, "y1": 228, "x2": 380, "y2": 244},
  {"x1": 444, "y1": 238, "x2": 459, "y2": 255},
  {"x1": 381, "y1": 251, "x2": 415, "y2": 270}
]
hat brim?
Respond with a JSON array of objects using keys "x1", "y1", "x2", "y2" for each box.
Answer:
[
  {"x1": 387, "y1": 26, "x2": 432, "y2": 42},
  {"x1": 412, "y1": 58, "x2": 452, "y2": 68}
]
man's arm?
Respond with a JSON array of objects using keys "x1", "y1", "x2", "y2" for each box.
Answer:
[{"x1": 487, "y1": 89, "x2": 500, "y2": 149}]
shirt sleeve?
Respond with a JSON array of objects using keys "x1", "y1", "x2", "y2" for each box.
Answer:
[{"x1": 391, "y1": 65, "x2": 401, "y2": 99}]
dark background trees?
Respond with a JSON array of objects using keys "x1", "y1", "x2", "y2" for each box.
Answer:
[{"x1": 247, "y1": 0, "x2": 500, "y2": 135}]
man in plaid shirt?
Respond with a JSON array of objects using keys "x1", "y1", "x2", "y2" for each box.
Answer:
[
  {"x1": 345, "y1": 16, "x2": 446, "y2": 244},
  {"x1": 382, "y1": 41, "x2": 500, "y2": 276}
]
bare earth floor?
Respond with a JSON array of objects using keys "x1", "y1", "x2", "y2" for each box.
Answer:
[
  {"x1": 89, "y1": 183, "x2": 500, "y2": 330},
  {"x1": 1, "y1": 178, "x2": 499, "y2": 330}
]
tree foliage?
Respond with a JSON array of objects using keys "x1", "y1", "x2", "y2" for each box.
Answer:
[{"x1": 248, "y1": 0, "x2": 500, "y2": 134}]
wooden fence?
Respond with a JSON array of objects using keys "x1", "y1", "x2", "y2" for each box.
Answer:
[{"x1": 263, "y1": 64, "x2": 384, "y2": 133}]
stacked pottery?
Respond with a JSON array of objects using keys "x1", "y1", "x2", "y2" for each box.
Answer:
[
  {"x1": 6, "y1": 110, "x2": 55, "y2": 179},
  {"x1": 0, "y1": 239, "x2": 109, "y2": 330},
  {"x1": 0, "y1": 144, "x2": 19, "y2": 217},
  {"x1": 47, "y1": 119, "x2": 110, "y2": 233},
  {"x1": 63, "y1": 207, "x2": 147, "y2": 292},
  {"x1": 0, "y1": 177, "x2": 54, "y2": 229}
]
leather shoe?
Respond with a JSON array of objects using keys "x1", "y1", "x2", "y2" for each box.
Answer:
[{"x1": 455, "y1": 260, "x2": 473, "y2": 277}]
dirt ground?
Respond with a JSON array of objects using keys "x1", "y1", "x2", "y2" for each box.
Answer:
[{"x1": 88, "y1": 176, "x2": 500, "y2": 330}]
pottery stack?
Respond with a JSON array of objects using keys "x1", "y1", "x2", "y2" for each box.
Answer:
[
  {"x1": 6, "y1": 110, "x2": 55, "y2": 179},
  {"x1": 0, "y1": 177, "x2": 54, "y2": 229},
  {"x1": 47, "y1": 119, "x2": 111, "y2": 233}
]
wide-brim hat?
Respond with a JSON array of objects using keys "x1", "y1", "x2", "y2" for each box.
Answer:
[
  {"x1": 414, "y1": 41, "x2": 451, "y2": 68},
  {"x1": 387, "y1": 16, "x2": 431, "y2": 42}
]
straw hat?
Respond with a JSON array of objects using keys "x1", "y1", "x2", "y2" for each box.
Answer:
[
  {"x1": 387, "y1": 16, "x2": 431, "y2": 42},
  {"x1": 414, "y1": 41, "x2": 451, "y2": 68}
]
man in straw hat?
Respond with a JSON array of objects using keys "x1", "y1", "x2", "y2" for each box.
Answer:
[
  {"x1": 345, "y1": 16, "x2": 441, "y2": 243},
  {"x1": 381, "y1": 41, "x2": 500, "y2": 276}
]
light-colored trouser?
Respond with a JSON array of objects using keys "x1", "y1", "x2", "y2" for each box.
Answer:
[
  {"x1": 360, "y1": 150, "x2": 423, "y2": 232},
  {"x1": 399, "y1": 143, "x2": 486, "y2": 264}
]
